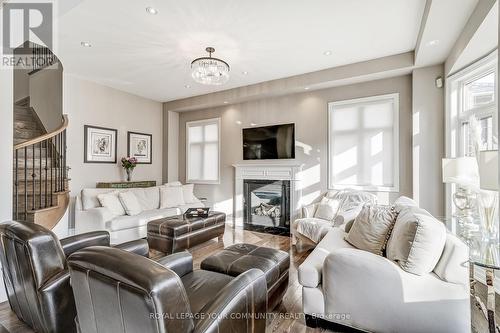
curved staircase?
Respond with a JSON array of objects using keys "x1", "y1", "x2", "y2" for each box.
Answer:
[{"x1": 13, "y1": 100, "x2": 69, "y2": 230}]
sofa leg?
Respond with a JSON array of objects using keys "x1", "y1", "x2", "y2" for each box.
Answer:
[{"x1": 305, "y1": 314, "x2": 318, "y2": 328}]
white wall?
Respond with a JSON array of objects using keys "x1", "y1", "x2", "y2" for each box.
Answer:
[
  {"x1": 412, "y1": 65, "x2": 445, "y2": 217},
  {"x1": 175, "y1": 75, "x2": 414, "y2": 217},
  {"x1": 167, "y1": 111, "x2": 179, "y2": 182},
  {"x1": 29, "y1": 64, "x2": 63, "y2": 132},
  {"x1": 64, "y1": 75, "x2": 163, "y2": 225}
]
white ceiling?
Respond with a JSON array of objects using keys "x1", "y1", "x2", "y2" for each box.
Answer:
[{"x1": 55, "y1": 0, "x2": 427, "y2": 102}]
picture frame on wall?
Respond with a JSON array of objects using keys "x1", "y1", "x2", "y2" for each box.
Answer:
[
  {"x1": 84, "y1": 125, "x2": 117, "y2": 163},
  {"x1": 128, "y1": 131, "x2": 152, "y2": 164}
]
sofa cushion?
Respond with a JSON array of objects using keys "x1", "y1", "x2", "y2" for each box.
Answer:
[
  {"x1": 97, "y1": 191, "x2": 126, "y2": 216},
  {"x1": 81, "y1": 188, "x2": 119, "y2": 210},
  {"x1": 434, "y1": 233, "x2": 469, "y2": 285},
  {"x1": 298, "y1": 228, "x2": 354, "y2": 288},
  {"x1": 106, "y1": 208, "x2": 179, "y2": 232},
  {"x1": 295, "y1": 217, "x2": 335, "y2": 243},
  {"x1": 314, "y1": 197, "x2": 341, "y2": 221},
  {"x1": 386, "y1": 206, "x2": 447, "y2": 275},
  {"x1": 345, "y1": 204, "x2": 397, "y2": 256},
  {"x1": 160, "y1": 186, "x2": 186, "y2": 208},
  {"x1": 129, "y1": 187, "x2": 160, "y2": 210},
  {"x1": 182, "y1": 184, "x2": 198, "y2": 204},
  {"x1": 118, "y1": 191, "x2": 143, "y2": 216}
]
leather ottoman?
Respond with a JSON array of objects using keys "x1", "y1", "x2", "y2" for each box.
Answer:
[
  {"x1": 147, "y1": 211, "x2": 226, "y2": 254},
  {"x1": 201, "y1": 243, "x2": 290, "y2": 310}
]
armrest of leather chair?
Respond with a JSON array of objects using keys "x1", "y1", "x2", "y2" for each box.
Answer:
[
  {"x1": 60, "y1": 231, "x2": 110, "y2": 257},
  {"x1": 38, "y1": 270, "x2": 76, "y2": 333},
  {"x1": 155, "y1": 252, "x2": 193, "y2": 277},
  {"x1": 114, "y1": 239, "x2": 149, "y2": 258},
  {"x1": 195, "y1": 268, "x2": 267, "y2": 333}
]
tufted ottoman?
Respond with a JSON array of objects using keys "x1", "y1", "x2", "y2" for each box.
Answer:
[{"x1": 201, "y1": 243, "x2": 290, "y2": 310}]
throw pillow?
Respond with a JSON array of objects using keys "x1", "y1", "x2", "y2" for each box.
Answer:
[
  {"x1": 160, "y1": 185, "x2": 186, "y2": 208},
  {"x1": 118, "y1": 191, "x2": 143, "y2": 216},
  {"x1": 345, "y1": 204, "x2": 397, "y2": 256},
  {"x1": 97, "y1": 191, "x2": 126, "y2": 216},
  {"x1": 386, "y1": 206, "x2": 447, "y2": 275},
  {"x1": 314, "y1": 197, "x2": 341, "y2": 221},
  {"x1": 182, "y1": 184, "x2": 198, "y2": 204},
  {"x1": 344, "y1": 219, "x2": 355, "y2": 233}
]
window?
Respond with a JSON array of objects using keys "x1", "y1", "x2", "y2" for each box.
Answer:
[
  {"x1": 448, "y1": 51, "x2": 498, "y2": 158},
  {"x1": 328, "y1": 93, "x2": 399, "y2": 192},
  {"x1": 186, "y1": 118, "x2": 220, "y2": 184}
]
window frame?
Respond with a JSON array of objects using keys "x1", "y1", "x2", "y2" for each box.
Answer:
[
  {"x1": 327, "y1": 93, "x2": 400, "y2": 192},
  {"x1": 185, "y1": 117, "x2": 221, "y2": 185}
]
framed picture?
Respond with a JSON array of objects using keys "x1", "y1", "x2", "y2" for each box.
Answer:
[
  {"x1": 128, "y1": 131, "x2": 152, "y2": 164},
  {"x1": 84, "y1": 125, "x2": 117, "y2": 163}
]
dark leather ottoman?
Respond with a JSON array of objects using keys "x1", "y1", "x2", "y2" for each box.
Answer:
[
  {"x1": 147, "y1": 211, "x2": 226, "y2": 254},
  {"x1": 201, "y1": 243, "x2": 290, "y2": 310}
]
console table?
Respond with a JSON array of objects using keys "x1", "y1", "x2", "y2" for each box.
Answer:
[{"x1": 96, "y1": 181, "x2": 157, "y2": 189}]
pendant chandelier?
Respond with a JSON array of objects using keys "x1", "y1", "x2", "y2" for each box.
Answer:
[{"x1": 191, "y1": 47, "x2": 230, "y2": 85}]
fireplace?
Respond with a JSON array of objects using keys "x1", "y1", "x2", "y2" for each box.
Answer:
[{"x1": 243, "y1": 179, "x2": 290, "y2": 235}]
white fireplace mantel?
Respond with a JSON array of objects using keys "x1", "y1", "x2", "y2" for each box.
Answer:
[{"x1": 232, "y1": 162, "x2": 303, "y2": 228}]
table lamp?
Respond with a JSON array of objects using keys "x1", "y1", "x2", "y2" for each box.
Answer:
[
  {"x1": 442, "y1": 157, "x2": 480, "y2": 220},
  {"x1": 478, "y1": 151, "x2": 499, "y2": 241}
]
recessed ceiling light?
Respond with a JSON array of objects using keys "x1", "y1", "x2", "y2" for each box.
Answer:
[
  {"x1": 81, "y1": 41, "x2": 92, "y2": 47},
  {"x1": 146, "y1": 7, "x2": 158, "y2": 15},
  {"x1": 323, "y1": 50, "x2": 332, "y2": 56},
  {"x1": 242, "y1": 71, "x2": 249, "y2": 75},
  {"x1": 236, "y1": 121, "x2": 242, "y2": 125},
  {"x1": 427, "y1": 39, "x2": 439, "y2": 46},
  {"x1": 184, "y1": 84, "x2": 190, "y2": 88},
  {"x1": 223, "y1": 101, "x2": 228, "y2": 104},
  {"x1": 304, "y1": 87, "x2": 310, "y2": 90},
  {"x1": 250, "y1": 122, "x2": 257, "y2": 126}
]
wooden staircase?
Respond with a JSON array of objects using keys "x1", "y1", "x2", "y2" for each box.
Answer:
[{"x1": 13, "y1": 99, "x2": 69, "y2": 230}]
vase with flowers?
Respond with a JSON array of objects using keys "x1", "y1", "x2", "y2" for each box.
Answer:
[{"x1": 121, "y1": 157, "x2": 137, "y2": 182}]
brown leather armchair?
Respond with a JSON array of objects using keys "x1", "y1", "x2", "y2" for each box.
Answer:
[
  {"x1": 0, "y1": 220, "x2": 149, "y2": 333},
  {"x1": 68, "y1": 247, "x2": 268, "y2": 333}
]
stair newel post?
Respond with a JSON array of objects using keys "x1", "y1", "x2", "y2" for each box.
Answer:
[
  {"x1": 55, "y1": 134, "x2": 59, "y2": 192},
  {"x1": 14, "y1": 149, "x2": 18, "y2": 220},
  {"x1": 50, "y1": 137, "x2": 54, "y2": 206},
  {"x1": 58, "y1": 132, "x2": 62, "y2": 191},
  {"x1": 24, "y1": 146, "x2": 27, "y2": 220},
  {"x1": 44, "y1": 139, "x2": 48, "y2": 208},
  {"x1": 32, "y1": 144, "x2": 35, "y2": 211},
  {"x1": 63, "y1": 130, "x2": 66, "y2": 189},
  {"x1": 39, "y1": 141, "x2": 42, "y2": 209}
]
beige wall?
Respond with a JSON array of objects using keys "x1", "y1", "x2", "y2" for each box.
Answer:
[
  {"x1": 176, "y1": 75, "x2": 413, "y2": 216},
  {"x1": 412, "y1": 65, "x2": 445, "y2": 217},
  {"x1": 64, "y1": 75, "x2": 163, "y2": 218},
  {"x1": 30, "y1": 64, "x2": 63, "y2": 132}
]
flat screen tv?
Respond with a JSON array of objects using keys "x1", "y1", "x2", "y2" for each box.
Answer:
[{"x1": 243, "y1": 123, "x2": 295, "y2": 160}]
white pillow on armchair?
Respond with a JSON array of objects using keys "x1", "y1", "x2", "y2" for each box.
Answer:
[{"x1": 314, "y1": 197, "x2": 341, "y2": 221}]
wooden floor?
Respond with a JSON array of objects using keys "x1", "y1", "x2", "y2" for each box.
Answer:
[{"x1": 0, "y1": 225, "x2": 494, "y2": 332}]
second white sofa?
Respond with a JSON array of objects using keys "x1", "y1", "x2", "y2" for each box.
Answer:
[{"x1": 75, "y1": 183, "x2": 205, "y2": 244}]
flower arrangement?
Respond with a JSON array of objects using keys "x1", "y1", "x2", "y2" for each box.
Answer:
[
  {"x1": 121, "y1": 157, "x2": 137, "y2": 181},
  {"x1": 121, "y1": 157, "x2": 138, "y2": 170}
]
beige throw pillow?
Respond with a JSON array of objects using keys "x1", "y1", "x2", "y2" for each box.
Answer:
[
  {"x1": 345, "y1": 204, "x2": 397, "y2": 256},
  {"x1": 118, "y1": 191, "x2": 143, "y2": 216},
  {"x1": 386, "y1": 206, "x2": 446, "y2": 275},
  {"x1": 314, "y1": 197, "x2": 341, "y2": 221},
  {"x1": 97, "y1": 191, "x2": 126, "y2": 216},
  {"x1": 160, "y1": 185, "x2": 185, "y2": 208}
]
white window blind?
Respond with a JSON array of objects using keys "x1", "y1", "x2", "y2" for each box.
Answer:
[
  {"x1": 328, "y1": 93, "x2": 399, "y2": 192},
  {"x1": 186, "y1": 118, "x2": 220, "y2": 184}
]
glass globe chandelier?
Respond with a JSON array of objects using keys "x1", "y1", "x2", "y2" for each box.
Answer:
[{"x1": 191, "y1": 47, "x2": 230, "y2": 85}]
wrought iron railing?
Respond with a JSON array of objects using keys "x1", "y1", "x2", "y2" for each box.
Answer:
[
  {"x1": 30, "y1": 44, "x2": 57, "y2": 74},
  {"x1": 13, "y1": 115, "x2": 68, "y2": 221}
]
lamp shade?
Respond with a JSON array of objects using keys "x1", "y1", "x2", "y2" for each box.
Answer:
[
  {"x1": 478, "y1": 150, "x2": 498, "y2": 191},
  {"x1": 442, "y1": 157, "x2": 480, "y2": 188}
]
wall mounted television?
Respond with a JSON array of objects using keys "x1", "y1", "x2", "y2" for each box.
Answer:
[{"x1": 242, "y1": 123, "x2": 295, "y2": 160}]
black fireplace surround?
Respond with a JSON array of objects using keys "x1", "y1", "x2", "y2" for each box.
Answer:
[{"x1": 243, "y1": 179, "x2": 290, "y2": 236}]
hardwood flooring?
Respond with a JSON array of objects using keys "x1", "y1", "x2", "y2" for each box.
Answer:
[{"x1": 0, "y1": 225, "x2": 493, "y2": 332}]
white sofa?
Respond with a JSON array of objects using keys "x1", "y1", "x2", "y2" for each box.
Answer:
[
  {"x1": 298, "y1": 219, "x2": 470, "y2": 333},
  {"x1": 292, "y1": 190, "x2": 377, "y2": 247},
  {"x1": 75, "y1": 185, "x2": 205, "y2": 244}
]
